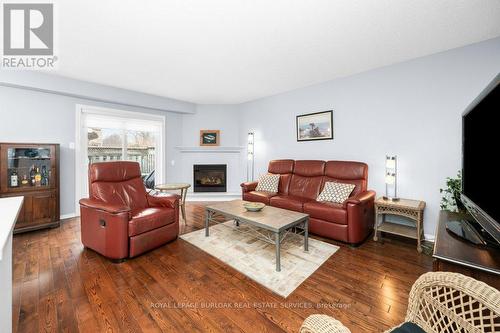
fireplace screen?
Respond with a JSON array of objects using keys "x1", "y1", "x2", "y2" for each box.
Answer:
[{"x1": 193, "y1": 164, "x2": 227, "y2": 192}]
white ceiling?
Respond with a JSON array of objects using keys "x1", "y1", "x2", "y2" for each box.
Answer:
[{"x1": 54, "y1": 0, "x2": 500, "y2": 104}]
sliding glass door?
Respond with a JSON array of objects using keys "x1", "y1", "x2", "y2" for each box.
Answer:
[
  {"x1": 76, "y1": 106, "x2": 165, "y2": 208},
  {"x1": 86, "y1": 120, "x2": 158, "y2": 177}
]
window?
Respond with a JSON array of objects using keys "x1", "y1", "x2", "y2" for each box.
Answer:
[
  {"x1": 85, "y1": 115, "x2": 159, "y2": 177},
  {"x1": 76, "y1": 106, "x2": 165, "y2": 211}
]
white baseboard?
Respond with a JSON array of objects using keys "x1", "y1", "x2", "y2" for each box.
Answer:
[
  {"x1": 186, "y1": 192, "x2": 240, "y2": 202},
  {"x1": 60, "y1": 213, "x2": 77, "y2": 220},
  {"x1": 424, "y1": 233, "x2": 435, "y2": 242}
]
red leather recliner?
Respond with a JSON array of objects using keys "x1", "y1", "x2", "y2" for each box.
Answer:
[
  {"x1": 241, "y1": 160, "x2": 375, "y2": 245},
  {"x1": 79, "y1": 161, "x2": 180, "y2": 261}
]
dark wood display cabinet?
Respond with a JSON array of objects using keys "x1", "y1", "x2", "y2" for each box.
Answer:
[{"x1": 0, "y1": 143, "x2": 60, "y2": 233}]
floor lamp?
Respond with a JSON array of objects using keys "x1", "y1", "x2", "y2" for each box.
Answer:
[{"x1": 247, "y1": 132, "x2": 255, "y2": 181}]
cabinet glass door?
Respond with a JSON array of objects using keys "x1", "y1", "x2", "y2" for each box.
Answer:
[{"x1": 7, "y1": 147, "x2": 52, "y2": 189}]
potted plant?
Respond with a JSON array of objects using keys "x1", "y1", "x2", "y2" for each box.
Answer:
[{"x1": 439, "y1": 171, "x2": 466, "y2": 213}]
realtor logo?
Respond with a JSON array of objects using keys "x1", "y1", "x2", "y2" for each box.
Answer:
[
  {"x1": 3, "y1": 3, "x2": 53, "y2": 55},
  {"x1": 2, "y1": 3, "x2": 56, "y2": 69}
]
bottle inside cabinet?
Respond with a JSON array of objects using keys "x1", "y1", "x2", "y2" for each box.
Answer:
[{"x1": 7, "y1": 147, "x2": 52, "y2": 189}]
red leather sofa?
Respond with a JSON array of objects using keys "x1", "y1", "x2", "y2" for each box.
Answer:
[
  {"x1": 241, "y1": 160, "x2": 375, "y2": 245},
  {"x1": 79, "y1": 161, "x2": 180, "y2": 261}
]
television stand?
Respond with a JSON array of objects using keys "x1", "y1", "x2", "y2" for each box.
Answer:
[
  {"x1": 445, "y1": 219, "x2": 486, "y2": 245},
  {"x1": 433, "y1": 210, "x2": 500, "y2": 289}
]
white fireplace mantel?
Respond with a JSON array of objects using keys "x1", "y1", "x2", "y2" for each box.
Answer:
[
  {"x1": 175, "y1": 146, "x2": 245, "y2": 153},
  {"x1": 175, "y1": 146, "x2": 246, "y2": 194}
]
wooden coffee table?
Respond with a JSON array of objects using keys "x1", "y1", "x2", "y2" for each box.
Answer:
[{"x1": 205, "y1": 200, "x2": 309, "y2": 272}]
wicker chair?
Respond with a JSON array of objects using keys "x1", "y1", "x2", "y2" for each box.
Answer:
[{"x1": 300, "y1": 272, "x2": 500, "y2": 333}]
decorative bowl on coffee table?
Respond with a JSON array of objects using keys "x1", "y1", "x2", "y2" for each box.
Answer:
[{"x1": 243, "y1": 202, "x2": 265, "y2": 212}]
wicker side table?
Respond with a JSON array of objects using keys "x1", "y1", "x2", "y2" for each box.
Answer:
[{"x1": 374, "y1": 197, "x2": 426, "y2": 252}]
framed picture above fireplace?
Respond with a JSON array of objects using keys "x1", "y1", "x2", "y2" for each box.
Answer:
[
  {"x1": 296, "y1": 110, "x2": 333, "y2": 141},
  {"x1": 200, "y1": 130, "x2": 220, "y2": 146}
]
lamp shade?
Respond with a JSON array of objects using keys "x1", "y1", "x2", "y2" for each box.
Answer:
[
  {"x1": 386, "y1": 156, "x2": 396, "y2": 169},
  {"x1": 385, "y1": 173, "x2": 395, "y2": 185}
]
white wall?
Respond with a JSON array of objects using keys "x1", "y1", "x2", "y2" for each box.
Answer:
[
  {"x1": 1, "y1": 71, "x2": 195, "y2": 114},
  {"x1": 181, "y1": 104, "x2": 241, "y2": 147},
  {"x1": 236, "y1": 37, "x2": 500, "y2": 237},
  {"x1": 0, "y1": 85, "x2": 190, "y2": 217},
  {"x1": 179, "y1": 104, "x2": 244, "y2": 193}
]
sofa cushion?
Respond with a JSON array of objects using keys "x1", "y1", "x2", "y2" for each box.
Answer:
[
  {"x1": 129, "y1": 207, "x2": 175, "y2": 236},
  {"x1": 255, "y1": 174, "x2": 280, "y2": 192},
  {"x1": 89, "y1": 161, "x2": 143, "y2": 182},
  {"x1": 91, "y1": 177, "x2": 149, "y2": 210},
  {"x1": 269, "y1": 195, "x2": 313, "y2": 212},
  {"x1": 268, "y1": 159, "x2": 294, "y2": 174},
  {"x1": 303, "y1": 202, "x2": 347, "y2": 224},
  {"x1": 323, "y1": 161, "x2": 368, "y2": 196},
  {"x1": 288, "y1": 160, "x2": 325, "y2": 199},
  {"x1": 268, "y1": 159, "x2": 294, "y2": 194},
  {"x1": 317, "y1": 182, "x2": 355, "y2": 203},
  {"x1": 293, "y1": 160, "x2": 325, "y2": 176},
  {"x1": 289, "y1": 175, "x2": 323, "y2": 200},
  {"x1": 243, "y1": 191, "x2": 276, "y2": 205},
  {"x1": 89, "y1": 161, "x2": 149, "y2": 210}
]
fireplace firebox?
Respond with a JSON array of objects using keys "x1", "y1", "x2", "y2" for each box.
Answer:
[{"x1": 193, "y1": 164, "x2": 227, "y2": 192}]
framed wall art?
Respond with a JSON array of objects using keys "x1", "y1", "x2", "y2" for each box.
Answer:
[
  {"x1": 200, "y1": 130, "x2": 220, "y2": 146},
  {"x1": 296, "y1": 110, "x2": 333, "y2": 141}
]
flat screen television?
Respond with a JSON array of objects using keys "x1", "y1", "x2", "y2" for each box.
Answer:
[{"x1": 460, "y1": 73, "x2": 500, "y2": 246}]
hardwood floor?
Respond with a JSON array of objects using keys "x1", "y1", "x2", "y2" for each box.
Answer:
[{"x1": 12, "y1": 202, "x2": 432, "y2": 333}]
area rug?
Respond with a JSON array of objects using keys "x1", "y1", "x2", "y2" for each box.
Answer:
[{"x1": 180, "y1": 221, "x2": 339, "y2": 297}]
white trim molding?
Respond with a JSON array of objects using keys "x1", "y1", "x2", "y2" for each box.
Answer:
[
  {"x1": 176, "y1": 146, "x2": 245, "y2": 153},
  {"x1": 187, "y1": 192, "x2": 241, "y2": 201},
  {"x1": 60, "y1": 213, "x2": 78, "y2": 220}
]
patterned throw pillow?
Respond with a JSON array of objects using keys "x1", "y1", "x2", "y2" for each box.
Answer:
[
  {"x1": 317, "y1": 182, "x2": 356, "y2": 203},
  {"x1": 255, "y1": 174, "x2": 280, "y2": 192}
]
